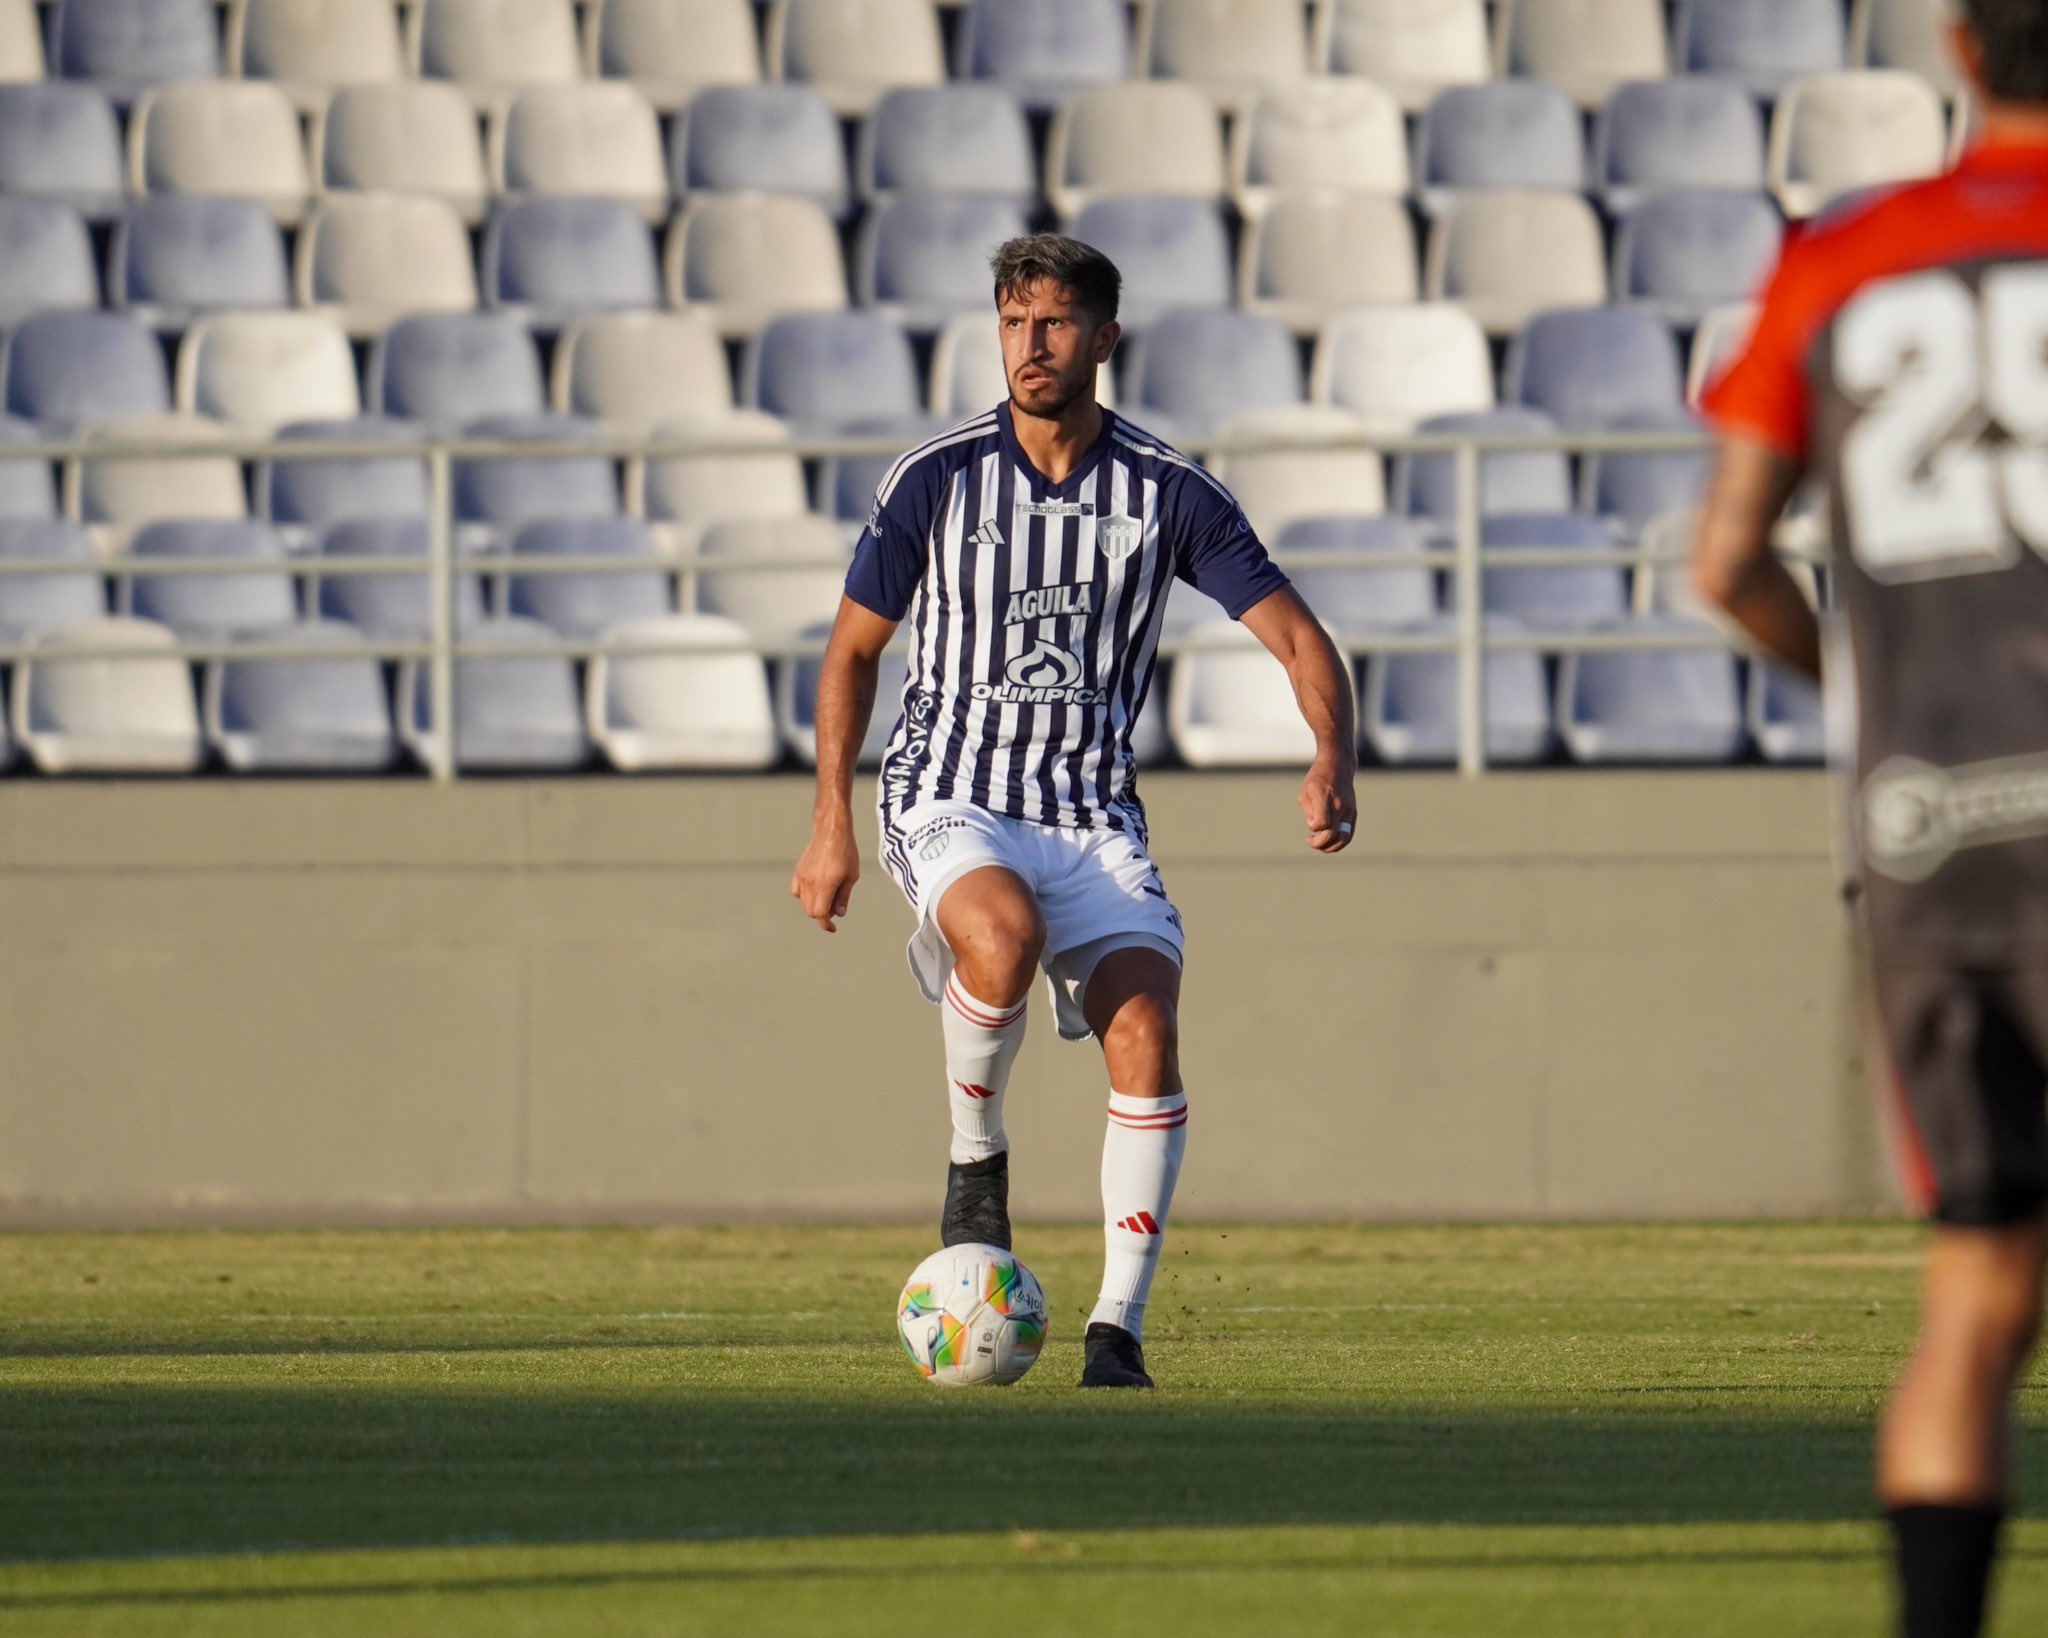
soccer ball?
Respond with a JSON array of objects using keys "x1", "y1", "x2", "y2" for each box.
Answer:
[{"x1": 896, "y1": 1243, "x2": 1048, "y2": 1387}]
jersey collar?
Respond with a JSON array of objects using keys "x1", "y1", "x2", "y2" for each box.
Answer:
[
  {"x1": 1958, "y1": 133, "x2": 2048, "y2": 174},
  {"x1": 996, "y1": 400, "x2": 1120, "y2": 499}
]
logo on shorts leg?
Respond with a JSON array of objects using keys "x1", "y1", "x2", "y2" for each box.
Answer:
[
  {"x1": 920, "y1": 832, "x2": 952, "y2": 862},
  {"x1": 908, "y1": 814, "x2": 967, "y2": 864}
]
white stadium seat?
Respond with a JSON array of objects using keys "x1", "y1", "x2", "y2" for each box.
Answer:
[
  {"x1": 177, "y1": 311, "x2": 362, "y2": 432},
  {"x1": 1206, "y1": 405, "x2": 1386, "y2": 540},
  {"x1": 586, "y1": 613, "x2": 780, "y2": 771},
  {"x1": 1426, "y1": 190, "x2": 1609, "y2": 335},
  {"x1": 492, "y1": 83, "x2": 669, "y2": 222},
  {"x1": 1310, "y1": 302, "x2": 1495, "y2": 430},
  {"x1": 13, "y1": 617, "x2": 204, "y2": 774},
  {"x1": 1853, "y1": 0, "x2": 1962, "y2": 99},
  {"x1": 412, "y1": 0, "x2": 581, "y2": 109},
  {"x1": 665, "y1": 194, "x2": 849, "y2": 340},
  {"x1": 315, "y1": 82, "x2": 492, "y2": 226},
  {"x1": 1229, "y1": 78, "x2": 1408, "y2": 220},
  {"x1": 767, "y1": 0, "x2": 946, "y2": 118},
  {"x1": 1317, "y1": 0, "x2": 1489, "y2": 112},
  {"x1": 0, "y1": 0, "x2": 43, "y2": 82},
  {"x1": 1495, "y1": 0, "x2": 1669, "y2": 108},
  {"x1": 1169, "y1": 618, "x2": 1324, "y2": 767},
  {"x1": 690, "y1": 512, "x2": 851, "y2": 648},
  {"x1": 1044, "y1": 81, "x2": 1227, "y2": 219},
  {"x1": 586, "y1": 0, "x2": 763, "y2": 113},
  {"x1": 1138, "y1": 0, "x2": 1312, "y2": 119},
  {"x1": 70, "y1": 415, "x2": 248, "y2": 554},
  {"x1": 1769, "y1": 69, "x2": 1950, "y2": 219},
  {"x1": 297, "y1": 195, "x2": 479, "y2": 340},
  {"x1": 1239, "y1": 189, "x2": 1419, "y2": 334},
  {"x1": 636, "y1": 409, "x2": 810, "y2": 558},
  {"x1": 231, "y1": 0, "x2": 406, "y2": 112},
  {"x1": 553, "y1": 312, "x2": 733, "y2": 429},
  {"x1": 1688, "y1": 301, "x2": 1759, "y2": 407},
  {"x1": 128, "y1": 81, "x2": 314, "y2": 224}
]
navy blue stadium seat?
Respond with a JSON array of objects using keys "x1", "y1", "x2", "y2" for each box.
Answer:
[
  {"x1": 1674, "y1": 0, "x2": 1846, "y2": 94},
  {"x1": 671, "y1": 84, "x2": 851, "y2": 219},
  {"x1": 368, "y1": 313, "x2": 547, "y2": 426},
  {"x1": 1478, "y1": 513, "x2": 1628, "y2": 629},
  {"x1": 1064, "y1": 197, "x2": 1232, "y2": 331},
  {"x1": 1749, "y1": 659, "x2": 1824, "y2": 764},
  {"x1": 316, "y1": 516, "x2": 488, "y2": 638},
  {"x1": 858, "y1": 85, "x2": 1036, "y2": 204},
  {"x1": 49, "y1": 0, "x2": 219, "y2": 100},
  {"x1": 1413, "y1": 81, "x2": 1586, "y2": 213},
  {"x1": 857, "y1": 194, "x2": 1032, "y2": 332},
  {"x1": 0, "y1": 417, "x2": 58, "y2": 516},
  {"x1": 1506, "y1": 307, "x2": 1686, "y2": 430},
  {"x1": 1124, "y1": 308, "x2": 1302, "y2": 438},
  {"x1": 260, "y1": 417, "x2": 432, "y2": 548},
  {"x1": 111, "y1": 197, "x2": 290, "y2": 332},
  {"x1": 124, "y1": 519, "x2": 298, "y2": 639},
  {"x1": 1583, "y1": 408, "x2": 1713, "y2": 526},
  {"x1": 504, "y1": 516, "x2": 672, "y2": 638},
  {"x1": 454, "y1": 414, "x2": 620, "y2": 542},
  {"x1": 1558, "y1": 619, "x2": 1747, "y2": 763},
  {"x1": 955, "y1": 0, "x2": 1131, "y2": 112},
  {"x1": 0, "y1": 198, "x2": 98, "y2": 328},
  {"x1": 0, "y1": 84, "x2": 125, "y2": 219},
  {"x1": 818, "y1": 414, "x2": 950, "y2": 520},
  {"x1": 780, "y1": 617, "x2": 910, "y2": 766},
  {"x1": 1593, "y1": 78, "x2": 1769, "y2": 212},
  {"x1": 1364, "y1": 624, "x2": 1556, "y2": 766},
  {"x1": 1397, "y1": 408, "x2": 1573, "y2": 522},
  {"x1": 1270, "y1": 515, "x2": 1438, "y2": 634},
  {"x1": 482, "y1": 198, "x2": 662, "y2": 330},
  {"x1": 204, "y1": 618, "x2": 399, "y2": 772},
  {"x1": 0, "y1": 516, "x2": 105, "y2": 638},
  {"x1": 1611, "y1": 190, "x2": 1783, "y2": 327},
  {"x1": 743, "y1": 311, "x2": 923, "y2": 433},
  {"x1": 3, "y1": 311, "x2": 171, "y2": 427},
  {"x1": 402, "y1": 614, "x2": 591, "y2": 771}
]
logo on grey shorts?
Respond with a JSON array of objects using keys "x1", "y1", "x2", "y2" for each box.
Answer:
[{"x1": 1863, "y1": 752, "x2": 2048, "y2": 882}]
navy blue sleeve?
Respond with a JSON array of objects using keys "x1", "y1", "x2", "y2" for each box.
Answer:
[
  {"x1": 1165, "y1": 466, "x2": 1290, "y2": 620},
  {"x1": 843, "y1": 454, "x2": 939, "y2": 621}
]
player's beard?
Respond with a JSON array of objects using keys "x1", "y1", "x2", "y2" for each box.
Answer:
[{"x1": 1008, "y1": 365, "x2": 1092, "y2": 422}]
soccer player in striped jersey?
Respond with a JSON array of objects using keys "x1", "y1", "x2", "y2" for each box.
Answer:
[{"x1": 792, "y1": 235, "x2": 1357, "y2": 1389}]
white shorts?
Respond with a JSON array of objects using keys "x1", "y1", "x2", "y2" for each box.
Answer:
[{"x1": 879, "y1": 799, "x2": 1185, "y2": 1042}]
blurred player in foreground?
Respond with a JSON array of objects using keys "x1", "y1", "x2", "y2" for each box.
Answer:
[
  {"x1": 792, "y1": 235, "x2": 1356, "y2": 1388},
  {"x1": 1694, "y1": 4, "x2": 2048, "y2": 1630}
]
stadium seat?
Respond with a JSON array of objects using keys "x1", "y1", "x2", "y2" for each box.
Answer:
[
  {"x1": 954, "y1": 0, "x2": 1130, "y2": 113},
  {"x1": 1688, "y1": 301, "x2": 1759, "y2": 406},
  {"x1": 1268, "y1": 513, "x2": 1435, "y2": 632},
  {"x1": 1045, "y1": 82, "x2": 1227, "y2": 220},
  {"x1": 0, "y1": 417, "x2": 59, "y2": 517},
  {"x1": 1749, "y1": 659, "x2": 1825, "y2": 763},
  {"x1": 454, "y1": 414, "x2": 620, "y2": 543},
  {"x1": 314, "y1": 82, "x2": 492, "y2": 226},
  {"x1": 411, "y1": 0, "x2": 581, "y2": 108},
  {"x1": 298, "y1": 195, "x2": 479, "y2": 339},
  {"x1": 1363, "y1": 627, "x2": 1555, "y2": 765},
  {"x1": 588, "y1": 0, "x2": 763, "y2": 113},
  {"x1": 1495, "y1": 0, "x2": 1668, "y2": 107},
  {"x1": 1122, "y1": 308, "x2": 1301, "y2": 438},
  {"x1": 230, "y1": 0, "x2": 406, "y2": 112},
  {"x1": 493, "y1": 83, "x2": 668, "y2": 222},
  {"x1": 1610, "y1": 190, "x2": 1783, "y2": 328},
  {"x1": 0, "y1": 83, "x2": 125, "y2": 219},
  {"x1": 368, "y1": 313, "x2": 546, "y2": 425},
  {"x1": 0, "y1": 0, "x2": 42, "y2": 81},
  {"x1": 1138, "y1": 0, "x2": 1311, "y2": 118},
  {"x1": 0, "y1": 517, "x2": 105, "y2": 639},
  {"x1": 857, "y1": 85, "x2": 1035, "y2": 207},
  {"x1": 587, "y1": 612, "x2": 780, "y2": 771},
  {"x1": 1397, "y1": 409, "x2": 1573, "y2": 523},
  {"x1": 744, "y1": 311, "x2": 923, "y2": 434},
  {"x1": 261, "y1": 417, "x2": 430, "y2": 548},
  {"x1": 1582, "y1": 409, "x2": 1712, "y2": 526},
  {"x1": 203, "y1": 617, "x2": 398, "y2": 772},
  {"x1": 1769, "y1": 70, "x2": 1950, "y2": 219},
  {"x1": 856, "y1": 195, "x2": 1032, "y2": 333},
  {"x1": 692, "y1": 512, "x2": 850, "y2": 646},
  {"x1": 552, "y1": 312, "x2": 733, "y2": 429},
  {"x1": 1229, "y1": 78, "x2": 1408, "y2": 220},
  {"x1": 1317, "y1": 0, "x2": 1489, "y2": 112},
  {"x1": 1674, "y1": 0, "x2": 1847, "y2": 95},
  {"x1": 1239, "y1": 189, "x2": 1419, "y2": 333},
  {"x1": 1063, "y1": 197, "x2": 1231, "y2": 332},
  {"x1": 1209, "y1": 406, "x2": 1386, "y2": 540},
  {"x1": 927, "y1": 315, "x2": 1118, "y2": 419},
  {"x1": 1475, "y1": 512, "x2": 1628, "y2": 628},
  {"x1": 1506, "y1": 307, "x2": 1685, "y2": 430},
  {"x1": 813, "y1": 414, "x2": 950, "y2": 522},
  {"x1": 1168, "y1": 618, "x2": 1320, "y2": 767},
  {"x1": 3, "y1": 312, "x2": 170, "y2": 427},
  {"x1": 637, "y1": 410, "x2": 809, "y2": 549},
  {"x1": 49, "y1": 0, "x2": 219, "y2": 102},
  {"x1": 1593, "y1": 77, "x2": 1770, "y2": 214},
  {"x1": 127, "y1": 81, "x2": 313, "y2": 224},
  {"x1": 1427, "y1": 192, "x2": 1608, "y2": 336},
  {"x1": 314, "y1": 515, "x2": 488, "y2": 636},
  {"x1": 767, "y1": 0, "x2": 946, "y2": 118},
  {"x1": 666, "y1": 194, "x2": 849, "y2": 340},
  {"x1": 71, "y1": 414, "x2": 248, "y2": 549},
  {"x1": 1853, "y1": 0, "x2": 1961, "y2": 99},
  {"x1": 112, "y1": 197, "x2": 290, "y2": 332},
  {"x1": 0, "y1": 198, "x2": 98, "y2": 328},
  {"x1": 778, "y1": 618, "x2": 910, "y2": 765},
  {"x1": 1557, "y1": 621, "x2": 1746, "y2": 763},
  {"x1": 670, "y1": 84, "x2": 850, "y2": 220},
  {"x1": 176, "y1": 311, "x2": 361, "y2": 432},
  {"x1": 1310, "y1": 303, "x2": 1495, "y2": 431},
  {"x1": 1413, "y1": 81, "x2": 1586, "y2": 215},
  {"x1": 504, "y1": 515, "x2": 671, "y2": 637},
  {"x1": 398, "y1": 614, "x2": 590, "y2": 771},
  {"x1": 12, "y1": 616, "x2": 204, "y2": 773},
  {"x1": 483, "y1": 197, "x2": 661, "y2": 330},
  {"x1": 123, "y1": 518, "x2": 299, "y2": 639}
]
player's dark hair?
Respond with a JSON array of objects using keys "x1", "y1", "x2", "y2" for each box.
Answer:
[
  {"x1": 1960, "y1": 0, "x2": 2048, "y2": 103},
  {"x1": 990, "y1": 235, "x2": 1121, "y2": 325}
]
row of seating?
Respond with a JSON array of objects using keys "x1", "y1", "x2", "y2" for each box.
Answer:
[{"x1": 0, "y1": 0, "x2": 1961, "y2": 115}]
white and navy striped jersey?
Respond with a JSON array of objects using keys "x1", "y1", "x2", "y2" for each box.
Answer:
[{"x1": 845, "y1": 404, "x2": 1289, "y2": 832}]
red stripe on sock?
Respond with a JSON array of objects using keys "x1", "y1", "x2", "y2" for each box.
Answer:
[{"x1": 944, "y1": 979, "x2": 1025, "y2": 1029}]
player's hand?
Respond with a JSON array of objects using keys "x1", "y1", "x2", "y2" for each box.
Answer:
[
  {"x1": 791, "y1": 821, "x2": 861, "y2": 933},
  {"x1": 1300, "y1": 761, "x2": 1357, "y2": 854}
]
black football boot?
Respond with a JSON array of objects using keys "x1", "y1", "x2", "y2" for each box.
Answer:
[
  {"x1": 1079, "y1": 1321, "x2": 1153, "y2": 1389},
  {"x1": 940, "y1": 1151, "x2": 1011, "y2": 1250}
]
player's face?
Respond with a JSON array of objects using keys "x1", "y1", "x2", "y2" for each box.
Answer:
[{"x1": 998, "y1": 281, "x2": 1119, "y2": 421}]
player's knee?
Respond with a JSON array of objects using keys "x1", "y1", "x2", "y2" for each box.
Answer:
[
  {"x1": 1108, "y1": 992, "x2": 1178, "y2": 1065},
  {"x1": 950, "y1": 900, "x2": 1046, "y2": 992}
]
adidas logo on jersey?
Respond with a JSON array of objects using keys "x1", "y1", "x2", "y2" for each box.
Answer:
[
  {"x1": 1004, "y1": 582, "x2": 1097, "y2": 626},
  {"x1": 967, "y1": 519, "x2": 1005, "y2": 550}
]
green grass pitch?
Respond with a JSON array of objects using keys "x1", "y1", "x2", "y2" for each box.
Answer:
[{"x1": 2, "y1": 1222, "x2": 2045, "y2": 1636}]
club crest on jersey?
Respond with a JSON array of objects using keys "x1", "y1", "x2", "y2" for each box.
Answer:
[
  {"x1": 1099, "y1": 514, "x2": 1142, "y2": 561},
  {"x1": 971, "y1": 642, "x2": 1108, "y2": 706},
  {"x1": 1004, "y1": 582, "x2": 1096, "y2": 626}
]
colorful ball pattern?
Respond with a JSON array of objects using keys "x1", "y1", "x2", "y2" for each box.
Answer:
[{"x1": 896, "y1": 1243, "x2": 1049, "y2": 1387}]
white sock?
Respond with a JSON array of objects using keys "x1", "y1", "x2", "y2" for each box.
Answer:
[
  {"x1": 1090, "y1": 1089, "x2": 1188, "y2": 1342},
  {"x1": 941, "y1": 971, "x2": 1027, "y2": 1164}
]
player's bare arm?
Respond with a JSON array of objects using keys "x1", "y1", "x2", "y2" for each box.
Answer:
[
  {"x1": 1688, "y1": 435, "x2": 1819, "y2": 681},
  {"x1": 791, "y1": 596, "x2": 898, "y2": 933},
  {"x1": 1239, "y1": 586, "x2": 1358, "y2": 854}
]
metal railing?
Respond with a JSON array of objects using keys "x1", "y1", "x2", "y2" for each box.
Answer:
[{"x1": 0, "y1": 422, "x2": 1796, "y2": 779}]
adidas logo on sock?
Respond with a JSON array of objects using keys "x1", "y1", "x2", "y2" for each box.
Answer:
[
  {"x1": 953, "y1": 1080, "x2": 997, "y2": 1100},
  {"x1": 967, "y1": 519, "x2": 1005, "y2": 550},
  {"x1": 1115, "y1": 1212, "x2": 1161, "y2": 1235}
]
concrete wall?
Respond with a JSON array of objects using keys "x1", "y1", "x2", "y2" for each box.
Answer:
[{"x1": 0, "y1": 773, "x2": 1894, "y2": 1228}]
